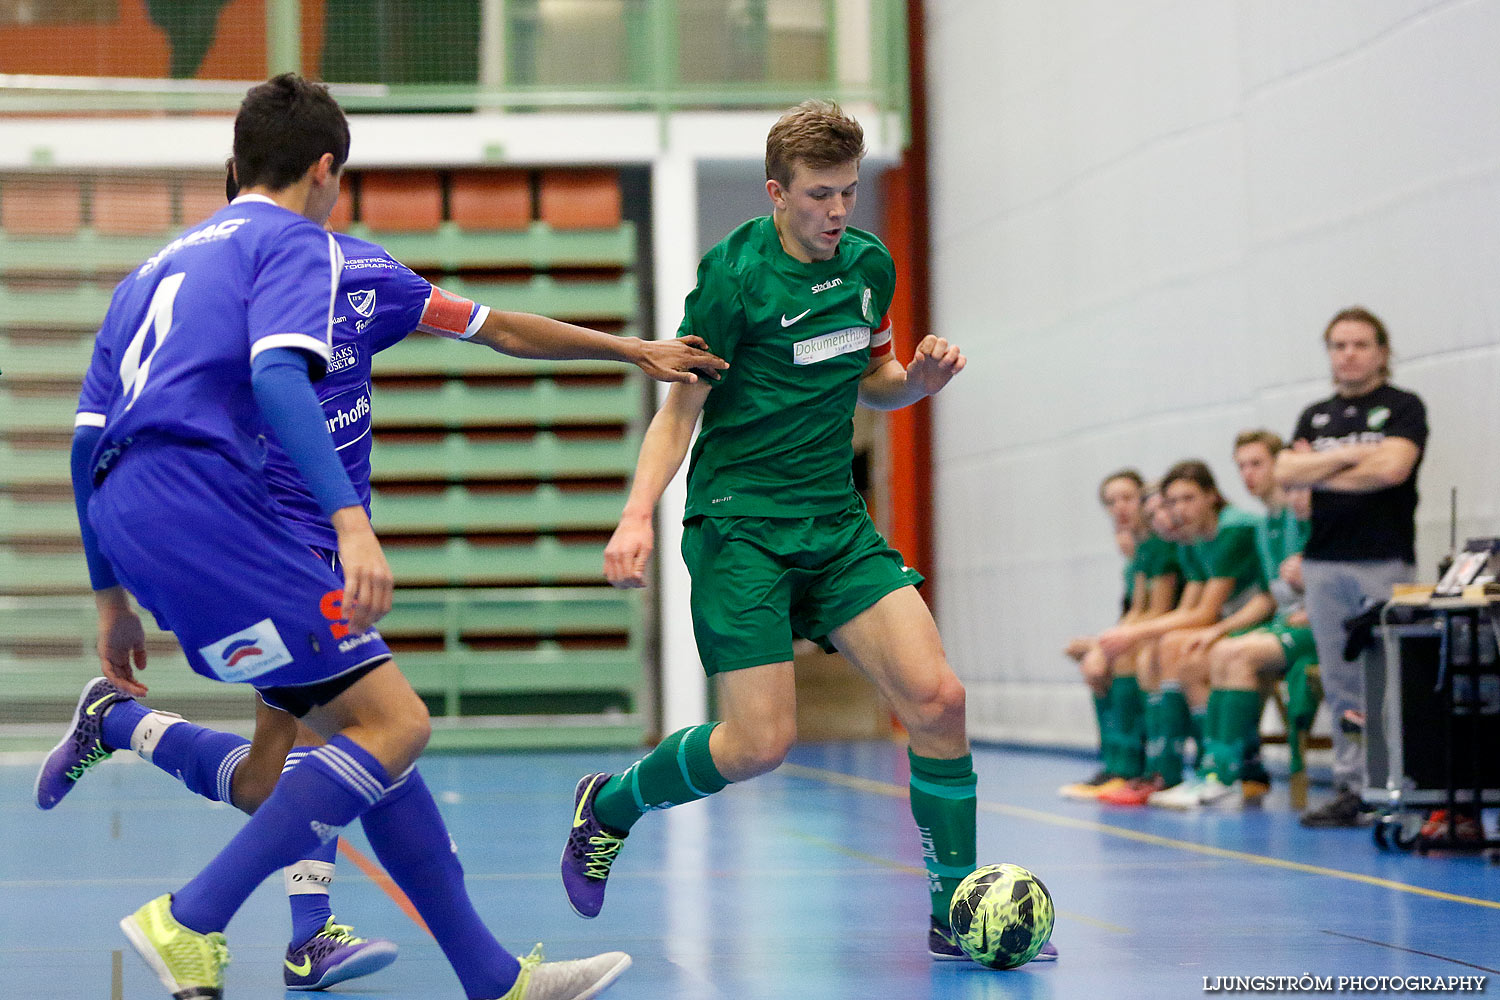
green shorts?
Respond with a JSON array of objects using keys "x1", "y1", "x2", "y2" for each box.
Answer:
[
  {"x1": 680, "y1": 499, "x2": 924, "y2": 675},
  {"x1": 1248, "y1": 617, "x2": 1317, "y2": 676}
]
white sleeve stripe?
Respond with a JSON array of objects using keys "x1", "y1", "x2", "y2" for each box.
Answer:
[
  {"x1": 250, "y1": 333, "x2": 333, "y2": 362},
  {"x1": 463, "y1": 305, "x2": 490, "y2": 340},
  {"x1": 325, "y1": 233, "x2": 342, "y2": 353},
  {"x1": 74, "y1": 412, "x2": 106, "y2": 428},
  {"x1": 870, "y1": 327, "x2": 893, "y2": 347}
]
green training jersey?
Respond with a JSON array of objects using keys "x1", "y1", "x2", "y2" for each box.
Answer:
[
  {"x1": 1176, "y1": 540, "x2": 1208, "y2": 584},
  {"x1": 678, "y1": 217, "x2": 897, "y2": 519},
  {"x1": 1256, "y1": 504, "x2": 1310, "y2": 587},
  {"x1": 1125, "y1": 533, "x2": 1179, "y2": 601},
  {"x1": 1191, "y1": 504, "x2": 1264, "y2": 611}
]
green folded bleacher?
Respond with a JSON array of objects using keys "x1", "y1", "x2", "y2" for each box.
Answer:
[{"x1": 0, "y1": 167, "x2": 649, "y2": 752}]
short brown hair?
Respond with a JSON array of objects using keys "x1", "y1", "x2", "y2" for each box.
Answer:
[
  {"x1": 1098, "y1": 468, "x2": 1144, "y2": 504},
  {"x1": 1161, "y1": 459, "x2": 1225, "y2": 511},
  {"x1": 1323, "y1": 306, "x2": 1392, "y2": 377},
  {"x1": 1233, "y1": 429, "x2": 1284, "y2": 455},
  {"x1": 765, "y1": 99, "x2": 866, "y2": 187}
]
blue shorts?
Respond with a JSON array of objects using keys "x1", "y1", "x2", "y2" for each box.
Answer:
[{"x1": 89, "y1": 438, "x2": 391, "y2": 695}]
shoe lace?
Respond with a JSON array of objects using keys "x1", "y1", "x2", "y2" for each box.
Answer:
[
  {"x1": 66, "y1": 742, "x2": 113, "y2": 782},
  {"x1": 317, "y1": 919, "x2": 366, "y2": 946},
  {"x1": 206, "y1": 933, "x2": 231, "y2": 974},
  {"x1": 584, "y1": 834, "x2": 624, "y2": 879}
]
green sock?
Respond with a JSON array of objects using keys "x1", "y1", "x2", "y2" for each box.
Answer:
[
  {"x1": 1189, "y1": 705, "x2": 1207, "y2": 772},
  {"x1": 908, "y1": 750, "x2": 977, "y2": 924},
  {"x1": 1216, "y1": 690, "x2": 1262, "y2": 784},
  {"x1": 1147, "y1": 687, "x2": 1189, "y2": 787},
  {"x1": 1110, "y1": 676, "x2": 1145, "y2": 778},
  {"x1": 1093, "y1": 686, "x2": 1117, "y2": 773},
  {"x1": 1200, "y1": 690, "x2": 1225, "y2": 778},
  {"x1": 592, "y1": 723, "x2": 729, "y2": 833}
]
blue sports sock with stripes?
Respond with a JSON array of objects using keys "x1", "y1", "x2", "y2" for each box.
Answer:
[
  {"x1": 282, "y1": 747, "x2": 338, "y2": 947},
  {"x1": 361, "y1": 768, "x2": 522, "y2": 998},
  {"x1": 104, "y1": 700, "x2": 251, "y2": 804},
  {"x1": 171, "y1": 735, "x2": 389, "y2": 935}
]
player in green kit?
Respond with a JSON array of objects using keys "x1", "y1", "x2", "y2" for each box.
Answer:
[
  {"x1": 558, "y1": 99, "x2": 1056, "y2": 964},
  {"x1": 1095, "y1": 460, "x2": 1268, "y2": 806}
]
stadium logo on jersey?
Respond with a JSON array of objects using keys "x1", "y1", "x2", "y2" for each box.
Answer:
[
  {"x1": 1367, "y1": 406, "x2": 1390, "y2": 430},
  {"x1": 199, "y1": 618, "x2": 294, "y2": 682},
  {"x1": 793, "y1": 326, "x2": 871, "y2": 366},
  {"x1": 327, "y1": 344, "x2": 359, "y2": 375},
  {"x1": 347, "y1": 289, "x2": 377, "y2": 318},
  {"x1": 811, "y1": 277, "x2": 843, "y2": 294},
  {"x1": 861, "y1": 287, "x2": 874, "y2": 323}
]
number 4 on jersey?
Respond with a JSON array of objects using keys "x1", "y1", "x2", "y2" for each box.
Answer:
[{"x1": 118, "y1": 271, "x2": 186, "y2": 411}]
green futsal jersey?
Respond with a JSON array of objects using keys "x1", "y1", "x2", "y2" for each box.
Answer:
[
  {"x1": 1256, "y1": 504, "x2": 1310, "y2": 588},
  {"x1": 1190, "y1": 504, "x2": 1264, "y2": 612},
  {"x1": 1124, "y1": 533, "x2": 1179, "y2": 602},
  {"x1": 678, "y1": 216, "x2": 896, "y2": 519}
]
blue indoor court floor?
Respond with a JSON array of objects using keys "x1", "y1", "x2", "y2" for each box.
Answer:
[{"x1": 1, "y1": 740, "x2": 1497, "y2": 999}]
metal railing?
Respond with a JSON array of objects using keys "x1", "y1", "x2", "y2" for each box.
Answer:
[{"x1": 0, "y1": 0, "x2": 908, "y2": 128}]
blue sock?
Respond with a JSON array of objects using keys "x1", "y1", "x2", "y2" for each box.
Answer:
[
  {"x1": 283, "y1": 748, "x2": 337, "y2": 946},
  {"x1": 153, "y1": 723, "x2": 252, "y2": 804},
  {"x1": 171, "y1": 735, "x2": 389, "y2": 935},
  {"x1": 100, "y1": 699, "x2": 151, "y2": 752},
  {"x1": 361, "y1": 768, "x2": 521, "y2": 998}
]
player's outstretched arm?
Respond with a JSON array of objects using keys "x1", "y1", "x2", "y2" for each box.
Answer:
[
  {"x1": 604, "y1": 382, "x2": 711, "y2": 589},
  {"x1": 857, "y1": 334, "x2": 966, "y2": 411},
  {"x1": 468, "y1": 308, "x2": 727, "y2": 384}
]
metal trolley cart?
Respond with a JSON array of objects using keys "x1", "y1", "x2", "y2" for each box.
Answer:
[{"x1": 1366, "y1": 589, "x2": 1500, "y2": 855}]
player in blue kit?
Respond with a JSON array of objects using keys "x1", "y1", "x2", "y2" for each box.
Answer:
[
  {"x1": 55, "y1": 74, "x2": 635, "y2": 1000},
  {"x1": 39, "y1": 158, "x2": 724, "y2": 991}
]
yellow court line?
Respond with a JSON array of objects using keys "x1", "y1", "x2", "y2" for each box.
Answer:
[{"x1": 779, "y1": 763, "x2": 1500, "y2": 913}]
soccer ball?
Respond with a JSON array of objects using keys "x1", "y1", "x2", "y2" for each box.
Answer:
[{"x1": 948, "y1": 863, "x2": 1055, "y2": 969}]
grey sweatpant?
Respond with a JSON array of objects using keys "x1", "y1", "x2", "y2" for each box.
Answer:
[{"x1": 1301, "y1": 557, "x2": 1415, "y2": 791}]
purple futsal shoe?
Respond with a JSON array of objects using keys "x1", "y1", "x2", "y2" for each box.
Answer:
[
  {"x1": 35, "y1": 676, "x2": 130, "y2": 810},
  {"x1": 929, "y1": 916, "x2": 1059, "y2": 962},
  {"x1": 561, "y1": 773, "x2": 627, "y2": 919},
  {"x1": 283, "y1": 918, "x2": 398, "y2": 991}
]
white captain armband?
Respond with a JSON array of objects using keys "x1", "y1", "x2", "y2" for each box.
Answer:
[{"x1": 418, "y1": 286, "x2": 489, "y2": 341}]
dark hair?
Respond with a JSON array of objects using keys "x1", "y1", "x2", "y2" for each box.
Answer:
[
  {"x1": 765, "y1": 99, "x2": 866, "y2": 187},
  {"x1": 224, "y1": 156, "x2": 238, "y2": 202},
  {"x1": 1233, "y1": 429, "x2": 1284, "y2": 455},
  {"x1": 1161, "y1": 459, "x2": 1225, "y2": 511},
  {"x1": 233, "y1": 73, "x2": 349, "y2": 193},
  {"x1": 1323, "y1": 306, "x2": 1391, "y2": 378},
  {"x1": 1098, "y1": 467, "x2": 1144, "y2": 504}
]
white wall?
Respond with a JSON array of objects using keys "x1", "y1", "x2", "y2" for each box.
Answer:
[{"x1": 926, "y1": 0, "x2": 1500, "y2": 746}]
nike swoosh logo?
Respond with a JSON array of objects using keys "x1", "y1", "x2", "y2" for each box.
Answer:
[
  {"x1": 780, "y1": 309, "x2": 811, "y2": 327},
  {"x1": 574, "y1": 775, "x2": 604, "y2": 828},
  {"x1": 86, "y1": 694, "x2": 115, "y2": 716},
  {"x1": 285, "y1": 956, "x2": 313, "y2": 976}
]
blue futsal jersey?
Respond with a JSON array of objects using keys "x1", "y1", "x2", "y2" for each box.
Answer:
[
  {"x1": 260, "y1": 233, "x2": 489, "y2": 551},
  {"x1": 76, "y1": 195, "x2": 339, "y2": 474},
  {"x1": 74, "y1": 195, "x2": 402, "y2": 690}
]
